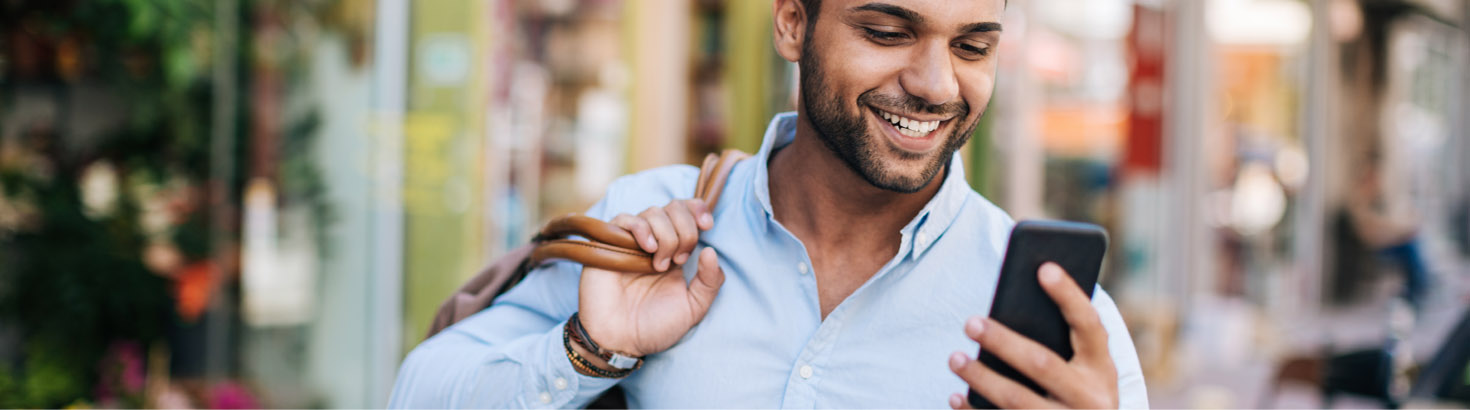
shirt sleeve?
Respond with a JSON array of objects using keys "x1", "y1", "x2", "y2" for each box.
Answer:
[
  {"x1": 1092, "y1": 287, "x2": 1150, "y2": 409},
  {"x1": 388, "y1": 194, "x2": 625, "y2": 408},
  {"x1": 386, "y1": 259, "x2": 621, "y2": 409}
]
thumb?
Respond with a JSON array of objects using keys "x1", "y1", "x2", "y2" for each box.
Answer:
[{"x1": 686, "y1": 247, "x2": 725, "y2": 319}]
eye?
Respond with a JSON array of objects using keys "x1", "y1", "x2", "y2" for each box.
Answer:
[
  {"x1": 952, "y1": 42, "x2": 991, "y2": 60},
  {"x1": 861, "y1": 27, "x2": 910, "y2": 44}
]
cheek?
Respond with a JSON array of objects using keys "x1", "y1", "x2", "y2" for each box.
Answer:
[
  {"x1": 817, "y1": 36, "x2": 909, "y2": 102},
  {"x1": 958, "y1": 68, "x2": 996, "y2": 120}
]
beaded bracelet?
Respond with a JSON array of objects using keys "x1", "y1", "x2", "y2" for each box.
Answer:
[{"x1": 563, "y1": 318, "x2": 636, "y2": 378}]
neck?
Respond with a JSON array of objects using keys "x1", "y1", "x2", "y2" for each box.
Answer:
[{"x1": 767, "y1": 114, "x2": 946, "y2": 251}]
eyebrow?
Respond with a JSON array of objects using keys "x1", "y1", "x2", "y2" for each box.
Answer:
[
  {"x1": 959, "y1": 22, "x2": 1003, "y2": 34},
  {"x1": 850, "y1": 2, "x2": 1003, "y2": 34},
  {"x1": 851, "y1": 3, "x2": 924, "y2": 24}
]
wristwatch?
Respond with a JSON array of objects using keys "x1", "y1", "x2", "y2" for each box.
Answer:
[{"x1": 569, "y1": 313, "x2": 644, "y2": 371}]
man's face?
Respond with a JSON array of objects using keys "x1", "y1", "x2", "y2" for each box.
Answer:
[{"x1": 798, "y1": 0, "x2": 1004, "y2": 193}]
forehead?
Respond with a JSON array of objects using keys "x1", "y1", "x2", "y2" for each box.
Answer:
[{"x1": 823, "y1": 0, "x2": 1006, "y2": 25}]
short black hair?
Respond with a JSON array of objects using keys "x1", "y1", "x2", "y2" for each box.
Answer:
[{"x1": 799, "y1": 0, "x2": 1006, "y2": 25}]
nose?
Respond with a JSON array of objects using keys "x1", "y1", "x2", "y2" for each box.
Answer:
[{"x1": 899, "y1": 40, "x2": 960, "y2": 107}]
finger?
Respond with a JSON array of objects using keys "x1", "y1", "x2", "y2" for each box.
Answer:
[
  {"x1": 686, "y1": 247, "x2": 725, "y2": 321},
  {"x1": 663, "y1": 200, "x2": 700, "y2": 266},
  {"x1": 1038, "y1": 263, "x2": 1109, "y2": 358},
  {"x1": 948, "y1": 393, "x2": 974, "y2": 410},
  {"x1": 684, "y1": 199, "x2": 714, "y2": 230},
  {"x1": 610, "y1": 213, "x2": 657, "y2": 253},
  {"x1": 965, "y1": 317, "x2": 1079, "y2": 399},
  {"x1": 640, "y1": 206, "x2": 678, "y2": 271},
  {"x1": 949, "y1": 351, "x2": 1063, "y2": 410}
]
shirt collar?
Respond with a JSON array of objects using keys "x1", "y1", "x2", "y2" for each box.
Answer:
[{"x1": 748, "y1": 112, "x2": 971, "y2": 260}]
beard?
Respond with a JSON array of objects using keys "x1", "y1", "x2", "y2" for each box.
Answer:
[{"x1": 798, "y1": 43, "x2": 980, "y2": 194}]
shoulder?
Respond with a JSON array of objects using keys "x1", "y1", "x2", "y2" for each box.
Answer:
[{"x1": 590, "y1": 164, "x2": 702, "y2": 219}]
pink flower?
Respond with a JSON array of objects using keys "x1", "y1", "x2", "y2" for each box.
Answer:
[{"x1": 209, "y1": 382, "x2": 262, "y2": 409}]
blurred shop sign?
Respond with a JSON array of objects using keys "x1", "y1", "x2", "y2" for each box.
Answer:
[{"x1": 1123, "y1": 5, "x2": 1164, "y2": 176}]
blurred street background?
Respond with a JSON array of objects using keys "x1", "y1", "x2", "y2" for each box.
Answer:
[{"x1": 1, "y1": 0, "x2": 1468, "y2": 408}]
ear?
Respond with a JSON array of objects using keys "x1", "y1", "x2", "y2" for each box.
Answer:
[{"x1": 772, "y1": 0, "x2": 808, "y2": 63}]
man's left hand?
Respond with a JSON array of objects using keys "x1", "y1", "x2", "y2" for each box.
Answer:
[{"x1": 946, "y1": 262, "x2": 1118, "y2": 409}]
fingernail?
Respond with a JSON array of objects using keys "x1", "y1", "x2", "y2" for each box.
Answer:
[
  {"x1": 645, "y1": 235, "x2": 657, "y2": 249},
  {"x1": 949, "y1": 352, "x2": 967, "y2": 369},
  {"x1": 1040, "y1": 263, "x2": 1061, "y2": 284},
  {"x1": 658, "y1": 258, "x2": 670, "y2": 271},
  {"x1": 700, "y1": 213, "x2": 714, "y2": 227},
  {"x1": 966, "y1": 316, "x2": 985, "y2": 336},
  {"x1": 674, "y1": 253, "x2": 688, "y2": 265},
  {"x1": 949, "y1": 394, "x2": 963, "y2": 409}
]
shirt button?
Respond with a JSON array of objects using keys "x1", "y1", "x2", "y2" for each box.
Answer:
[
  {"x1": 797, "y1": 262, "x2": 809, "y2": 275},
  {"x1": 799, "y1": 365, "x2": 813, "y2": 379},
  {"x1": 553, "y1": 377, "x2": 568, "y2": 390},
  {"x1": 538, "y1": 392, "x2": 552, "y2": 404},
  {"x1": 916, "y1": 232, "x2": 930, "y2": 247}
]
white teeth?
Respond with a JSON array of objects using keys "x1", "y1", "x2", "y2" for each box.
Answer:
[{"x1": 879, "y1": 109, "x2": 943, "y2": 135}]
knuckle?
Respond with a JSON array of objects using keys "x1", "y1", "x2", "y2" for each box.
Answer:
[{"x1": 1032, "y1": 352, "x2": 1057, "y2": 375}]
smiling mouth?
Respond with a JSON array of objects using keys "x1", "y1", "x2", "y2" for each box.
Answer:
[{"x1": 875, "y1": 108, "x2": 945, "y2": 138}]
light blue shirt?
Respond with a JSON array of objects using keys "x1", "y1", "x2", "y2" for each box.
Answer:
[{"x1": 389, "y1": 113, "x2": 1149, "y2": 409}]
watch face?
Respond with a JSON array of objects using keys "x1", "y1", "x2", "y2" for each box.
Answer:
[{"x1": 608, "y1": 354, "x2": 640, "y2": 370}]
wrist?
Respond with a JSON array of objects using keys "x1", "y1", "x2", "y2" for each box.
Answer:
[
  {"x1": 563, "y1": 313, "x2": 642, "y2": 378},
  {"x1": 577, "y1": 313, "x2": 640, "y2": 356},
  {"x1": 566, "y1": 332, "x2": 616, "y2": 373}
]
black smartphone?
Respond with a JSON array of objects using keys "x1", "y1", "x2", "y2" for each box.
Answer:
[{"x1": 968, "y1": 220, "x2": 1107, "y2": 408}]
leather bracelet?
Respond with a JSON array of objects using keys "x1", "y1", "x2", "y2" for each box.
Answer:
[
  {"x1": 563, "y1": 318, "x2": 636, "y2": 378},
  {"x1": 569, "y1": 313, "x2": 644, "y2": 370}
]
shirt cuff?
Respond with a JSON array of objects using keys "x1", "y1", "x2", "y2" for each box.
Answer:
[{"x1": 520, "y1": 319, "x2": 622, "y2": 408}]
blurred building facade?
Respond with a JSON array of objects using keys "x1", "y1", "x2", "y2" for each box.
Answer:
[{"x1": 0, "y1": 0, "x2": 1467, "y2": 408}]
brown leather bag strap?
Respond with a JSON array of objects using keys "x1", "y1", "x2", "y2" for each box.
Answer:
[
  {"x1": 696, "y1": 149, "x2": 751, "y2": 209},
  {"x1": 426, "y1": 149, "x2": 751, "y2": 339},
  {"x1": 527, "y1": 149, "x2": 750, "y2": 274}
]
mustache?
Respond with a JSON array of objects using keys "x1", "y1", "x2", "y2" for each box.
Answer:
[{"x1": 857, "y1": 90, "x2": 969, "y2": 118}]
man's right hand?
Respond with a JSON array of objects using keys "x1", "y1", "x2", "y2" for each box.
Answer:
[{"x1": 577, "y1": 199, "x2": 725, "y2": 359}]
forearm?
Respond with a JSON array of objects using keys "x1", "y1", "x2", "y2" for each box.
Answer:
[{"x1": 388, "y1": 319, "x2": 621, "y2": 409}]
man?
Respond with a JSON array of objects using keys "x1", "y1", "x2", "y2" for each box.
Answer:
[{"x1": 389, "y1": 0, "x2": 1147, "y2": 408}]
